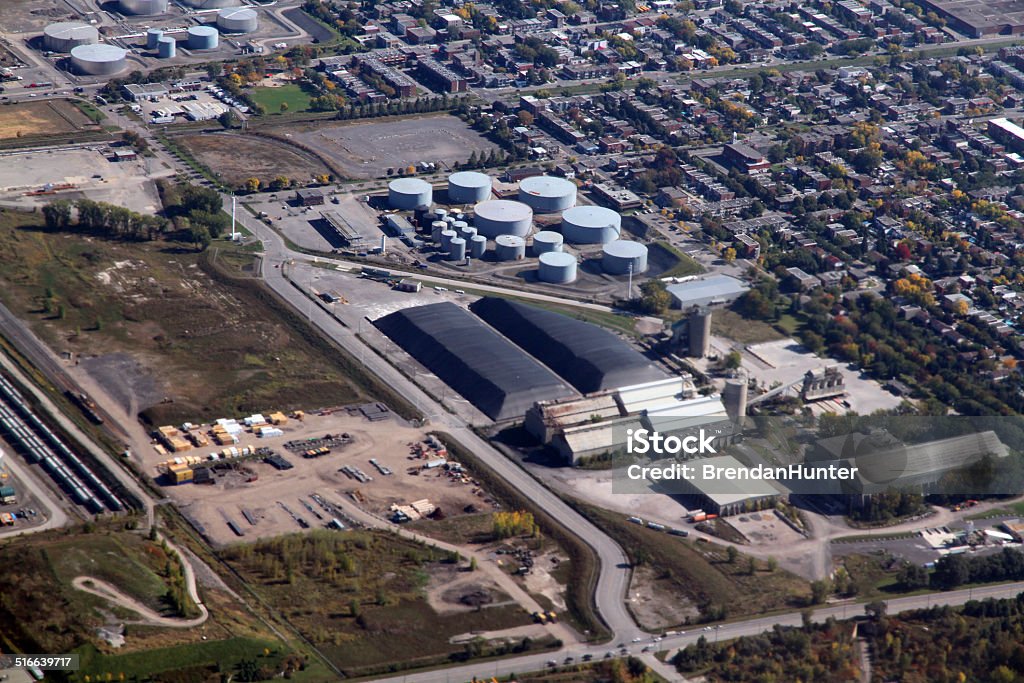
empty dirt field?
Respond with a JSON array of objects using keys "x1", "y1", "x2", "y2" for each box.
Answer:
[
  {"x1": 174, "y1": 132, "x2": 331, "y2": 187},
  {"x1": 0, "y1": 100, "x2": 95, "y2": 140},
  {"x1": 268, "y1": 114, "x2": 499, "y2": 178},
  {"x1": 164, "y1": 412, "x2": 497, "y2": 546}
]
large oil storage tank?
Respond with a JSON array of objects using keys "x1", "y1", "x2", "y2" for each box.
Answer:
[
  {"x1": 494, "y1": 234, "x2": 526, "y2": 261},
  {"x1": 532, "y1": 230, "x2": 563, "y2": 255},
  {"x1": 119, "y1": 0, "x2": 169, "y2": 15},
  {"x1": 469, "y1": 234, "x2": 487, "y2": 259},
  {"x1": 182, "y1": 0, "x2": 239, "y2": 6},
  {"x1": 43, "y1": 22, "x2": 98, "y2": 52},
  {"x1": 146, "y1": 28, "x2": 163, "y2": 49},
  {"x1": 389, "y1": 178, "x2": 432, "y2": 210},
  {"x1": 473, "y1": 200, "x2": 532, "y2": 238},
  {"x1": 561, "y1": 205, "x2": 621, "y2": 244},
  {"x1": 217, "y1": 7, "x2": 258, "y2": 33},
  {"x1": 447, "y1": 171, "x2": 492, "y2": 204},
  {"x1": 70, "y1": 44, "x2": 128, "y2": 76},
  {"x1": 538, "y1": 252, "x2": 577, "y2": 284},
  {"x1": 187, "y1": 25, "x2": 220, "y2": 50},
  {"x1": 602, "y1": 240, "x2": 648, "y2": 275},
  {"x1": 448, "y1": 237, "x2": 467, "y2": 262},
  {"x1": 157, "y1": 35, "x2": 177, "y2": 58},
  {"x1": 518, "y1": 175, "x2": 577, "y2": 213}
]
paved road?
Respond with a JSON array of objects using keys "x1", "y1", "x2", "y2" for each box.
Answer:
[{"x1": 0, "y1": 450, "x2": 69, "y2": 538}]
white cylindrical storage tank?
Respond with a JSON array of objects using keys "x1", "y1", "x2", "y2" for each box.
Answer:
[
  {"x1": 448, "y1": 237, "x2": 467, "y2": 262},
  {"x1": 538, "y1": 252, "x2": 577, "y2": 284},
  {"x1": 71, "y1": 44, "x2": 128, "y2": 76},
  {"x1": 182, "y1": 0, "x2": 239, "y2": 7},
  {"x1": 494, "y1": 234, "x2": 526, "y2": 261},
  {"x1": 561, "y1": 205, "x2": 622, "y2": 244},
  {"x1": 157, "y1": 35, "x2": 177, "y2": 58},
  {"x1": 447, "y1": 171, "x2": 492, "y2": 204},
  {"x1": 187, "y1": 26, "x2": 219, "y2": 50},
  {"x1": 431, "y1": 221, "x2": 446, "y2": 244},
  {"x1": 452, "y1": 220, "x2": 468, "y2": 231},
  {"x1": 602, "y1": 240, "x2": 648, "y2": 275},
  {"x1": 43, "y1": 22, "x2": 98, "y2": 52},
  {"x1": 518, "y1": 175, "x2": 577, "y2": 213},
  {"x1": 532, "y1": 230, "x2": 563, "y2": 255},
  {"x1": 440, "y1": 229, "x2": 457, "y2": 251},
  {"x1": 460, "y1": 226, "x2": 477, "y2": 241},
  {"x1": 473, "y1": 200, "x2": 532, "y2": 238},
  {"x1": 119, "y1": 0, "x2": 168, "y2": 15},
  {"x1": 146, "y1": 28, "x2": 163, "y2": 49},
  {"x1": 388, "y1": 178, "x2": 432, "y2": 210},
  {"x1": 469, "y1": 234, "x2": 487, "y2": 259},
  {"x1": 434, "y1": 208, "x2": 448, "y2": 221},
  {"x1": 217, "y1": 7, "x2": 258, "y2": 33}
]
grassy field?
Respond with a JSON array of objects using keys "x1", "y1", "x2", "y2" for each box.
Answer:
[
  {"x1": 0, "y1": 99, "x2": 94, "y2": 139},
  {"x1": 0, "y1": 209, "x2": 375, "y2": 424},
  {"x1": 576, "y1": 503, "x2": 811, "y2": 625},
  {"x1": 175, "y1": 132, "x2": 331, "y2": 187},
  {"x1": 712, "y1": 307, "x2": 785, "y2": 345},
  {"x1": 250, "y1": 84, "x2": 313, "y2": 114},
  {"x1": 650, "y1": 241, "x2": 705, "y2": 278},
  {"x1": 218, "y1": 530, "x2": 535, "y2": 677}
]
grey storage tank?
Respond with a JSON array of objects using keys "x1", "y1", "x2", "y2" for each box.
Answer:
[
  {"x1": 182, "y1": 0, "x2": 239, "y2": 6},
  {"x1": 440, "y1": 229, "x2": 457, "y2": 251},
  {"x1": 434, "y1": 208, "x2": 448, "y2": 221},
  {"x1": 70, "y1": 44, "x2": 128, "y2": 76},
  {"x1": 538, "y1": 252, "x2": 577, "y2": 284},
  {"x1": 469, "y1": 234, "x2": 487, "y2": 259},
  {"x1": 187, "y1": 25, "x2": 220, "y2": 50},
  {"x1": 494, "y1": 234, "x2": 526, "y2": 261},
  {"x1": 447, "y1": 171, "x2": 493, "y2": 204},
  {"x1": 119, "y1": 0, "x2": 169, "y2": 15},
  {"x1": 388, "y1": 177, "x2": 433, "y2": 210},
  {"x1": 448, "y1": 237, "x2": 467, "y2": 262},
  {"x1": 602, "y1": 240, "x2": 648, "y2": 275},
  {"x1": 518, "y1": 175, "x2": 577, "y2": 213},
  {"x1": 217, "y1": 7, "x2": 259, "y2": 33},
  {"x1": 561, "y1": 205, "x2": 621, "y2": 244},
  {"x1": 157, "y1": 35, "x2": 177, "y2": 58},
  {"x1": 460, "y1": 226, "x2": 477, "y2": 241},
  {"x1": 431, "y1": 221, "x2": 446, "y2": 244},
  {"x1": 473, "y1": 200, "x2": 532, "y2": 238},
  {"x1": 723, "y1": 378, "x2": 748, "y2": 420},
  {"x1": 688, "y1": 306, "x2": 712, "y2": 358},
  {"x1": 43, "y1": 22, "x2": 99, "y2": 52},
  {"x1": 531, "y1": 230, "x2": 563, "y2": 255},
  {"x1": 146, "y1": 28, "x2": 164, "y2": 49}
]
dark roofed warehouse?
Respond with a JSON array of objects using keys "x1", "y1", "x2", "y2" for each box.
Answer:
[
  {"x1": 374, "y1": 302, "x2": 577, "y2": 420},
  {"x1": 469, "y1": 297, "x2": 667, "y2": 394}
]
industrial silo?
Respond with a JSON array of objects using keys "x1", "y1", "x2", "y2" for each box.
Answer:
[
  {"x1": 518, "y1": 175, "x2": 577, "y2": 213},
  {"x1": 447, "y1": 171, "x2": 493, "y2": 204},
  {"x1": 70, "y1": 44, "x2": 128, "y2": 76},
  {"x1": 440, "y1": 229, "x2": 457, "y2": 251},
  {"x1": 119, "y1": 0, "x2": 169, "y2": 15},
  {"x1": 494, "y1": 234, "x2": 526, "y2": 261},
  {"x1": 388, "y1": 178, "x2": 432, "y2": 210},
  {"x1": 431, "y1": 221, "x2": 446, "y2": 244},
  {"x1": 452, "y1": 220, "x2": 468, "y2": 232},
  {"x1": 723, "y1": 378, "x2": 748, "y2": 420},
  {"x1": 146, "y1": 28, "x2": 163, "y2": 49},
  {"x1": 157, "y1": 35, "x2": 177, "y2": 58},
  {"x1": 538, "y1": 252, "x2": 577, "y2": 284},
  {"x1": 43, "y1": 22, "x2": 98, "y2": 52},
  {"x1": 532, "y1": 230, "x2": 563, "y2": 255},
  {"x1": 561, "y1": 205, "x2": 621, "y2": 244},
  {"x1": 448, "y1": 237, "x2": 467, "y2": 262},
  {"x1": 473, "y1": 200, "x2": 532, "y2": 238},
  {"x1": 182, "y1": 0, "x2": 239, "y2": 7},
  {"x1": 602, "y1": 240, "x2": 648, "y2": 275},
  {"x1": 469, "y1": 234, "x2": 487, "y2": 259},
  {"x1": 217, "y1": 7, "x2": 258, "y2": 33},
  {"x1": 187, "y1": 25, "x2": 220, "y2": 50},
  {"x1": 460, "y1": 226, "x2": 478, "y2": 241},
  {"x1": 688, "y1": 306, "x2": 712, "y2": 358},
  {"x1": 434, "y1": 208, "x2": 448, "y2": 222}
]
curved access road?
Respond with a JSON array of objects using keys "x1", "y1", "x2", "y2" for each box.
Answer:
[{"x1": 72, "y1": 576, "x2": 208, "y2": 628}]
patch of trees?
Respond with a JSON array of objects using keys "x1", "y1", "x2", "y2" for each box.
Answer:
[
  {"x1": 158, "y1": 181, "x2": 231, "y2": 249},
  {"x1": 848, "y1": 492, "x2": 926, "y2": 523},
  {"x1": 42, "y1": 199, "x2": 168, "y2": 241}
]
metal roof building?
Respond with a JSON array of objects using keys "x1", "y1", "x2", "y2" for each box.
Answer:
[
  {"x1": 469, "y1": 297, "x2": 667, "y2": 394},
  {"x1": 374, "y1": 302, "x2": 576, "y2": 420},
  {"x1": 666, "y1": 275, "x2": 749, "y2": 309}
]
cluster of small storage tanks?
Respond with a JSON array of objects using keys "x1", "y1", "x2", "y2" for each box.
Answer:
[{"x1": 0, "y1": 375, "x2": 122, "y2": 513}]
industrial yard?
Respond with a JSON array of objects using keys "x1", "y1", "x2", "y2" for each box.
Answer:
[
  {"x1": 153, "y1": 409, "x2": 498, "y2": 546},
  {"x1": 174, "y1": 132, "x2": 331, "y2": 188}
]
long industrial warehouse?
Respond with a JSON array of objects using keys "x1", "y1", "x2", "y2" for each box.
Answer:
[
  {"x1": 374, "y1": 302, "x2": 576, "y2": 420},
  {"x1": 469, "y1": 297, "x2": 667, "y2": 394}
]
